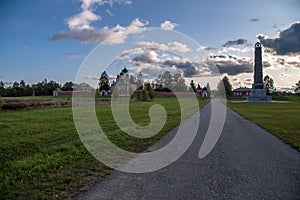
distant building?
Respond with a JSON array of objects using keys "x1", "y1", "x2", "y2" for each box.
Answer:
[
  {"x1": 196, "y1": 87, "x2": 210, "y2": 98},
  {"x1": 111, "y1": 67, "x2": 137, "y2": 96},
  {"x1": 233, "y1": 87, "x2": 251, "y2": 98}
]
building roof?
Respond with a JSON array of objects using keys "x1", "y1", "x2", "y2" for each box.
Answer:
[
  {"x1": 233, "y1": 87, "x2": 251, "y2": 92},
  {"x1": 121, "y1": 67, "x2": 128, "y2": 74}
]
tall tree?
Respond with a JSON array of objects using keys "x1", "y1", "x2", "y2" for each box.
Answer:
[
  {"x1": 99, "y1": 71, "x2": 110, "y2": 92},
  {"x1": 62, "y1": 81, "x2": 73, "y2": 91},
  {"x1": 217, "y1": 76, "x2": 232, "y2": 97},
  {"x1": 155, "y1": 71, "x2": 187, "y2": 92},
  {"x1": 190, "y1": 80, "x2": 197, "y2": 93},
  {"x1": 294, "y1": 80, "x2": 300, "y2": 94},
  {"x1": 264, "y1": 75, "x2": 274, "y2": 95},
  {"x1": 206, "y1": 82, "x2": 211, "y2": 91}
]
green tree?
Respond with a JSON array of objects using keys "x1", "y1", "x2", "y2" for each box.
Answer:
[
  {"x1": 0, "y1": 81, "x2": 6, "y2": 96},
  {"x1": 142, "y1": 89, "x2": 150, "y2": 101},
  {"x1": 62, "y1": 81, "x2": 73, "y2": 91},
  {"x1": 0, "y1": 95, "x2": 3, "y2": 108},
  {"x1": 145, "y1": 83, "x2": 155, "y2": 100},
  {"x1": 173, "y1": 73, "x2": 187, "y2": 92},
  {"x1": 294, "y1": 80, "x2": 300, "y2": 94},
  {"x1": 155, "y1": 71, "x2": 187, "y2": 92},
  {"x1": 264, "y1": 75, "x2": 274, "y2": 95},
  {"x1": 99, "y1": 71, "x2": 110, "y2": 92},
  {"x1": 206, "y1": 83, "x2": 211, "y2": 91},
  {"x1": 190, "y1": 80, "x2": 197, "y2": 93},
  {"x1": 217, "y1": 76, "x2": 232, "y2": 97}
]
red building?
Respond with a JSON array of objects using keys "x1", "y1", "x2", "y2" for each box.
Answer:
[{"x1": 233, "y1": 87, "x2": 251, "y2": 98}]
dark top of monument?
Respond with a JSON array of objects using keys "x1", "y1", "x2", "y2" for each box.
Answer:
[{"x1": 255, "y1": 42, "x2": 262, "y2": 48}]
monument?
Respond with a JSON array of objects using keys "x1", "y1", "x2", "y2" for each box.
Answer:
[{"x1": 247, "y1": 42, "x2": 272, "y2": 102}]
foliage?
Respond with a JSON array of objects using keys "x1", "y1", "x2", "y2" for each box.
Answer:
[
  {"x1": 95, "y1": 89, "x2": 100, "y2": 97},
  {"x1": 190, "y1": 80, "x2": 197, "y2": 93},
  {"x1": 155, "y1": 71, "x2": 187, "y2": 92},
  {"x1": 142, "y1": 89, "x2": 150, "y2": 101},
  {"x1": 99, "y1": 71, "x2": 110, "y2": 92},
  {"x1": 217, "y1": 76, "x2": 232, "y2": 97},
  {"x1": 0, "y1": 98, "x2": 210, "y2": 199},
  {"x1": 294, "y1": 80, "x2": 300, "y2": 94},
  {"x1": 264, "y1": 75, "x2": 274, "y2": 95},
  {"x1": 0, "y1": 79, "x2": 77, "y2": 97},
  {"x1": 137, "y1": 89, "x2": 142, "y2": 101},
  {"x1": 145, "y1": 83, "x2": 155, "y2": 100},
  {"x1": 206, "y1": 83, "x2": 211, "y2": 91},
  {"x1": 0, "y1": 95, "x2": 3, "y2": 108},
  {"x1": 61, "y1": 81, "x2": 73, "y2": 91}
]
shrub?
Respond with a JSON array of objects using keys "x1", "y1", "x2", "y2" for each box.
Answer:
[
  {"x1": 142, "y1": 90, "x2": 150, "y2": 101},
  {"x1": 0, "y1": 95, "x2": 3, "y2": 108}
]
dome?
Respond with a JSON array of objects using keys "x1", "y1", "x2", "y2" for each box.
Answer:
[{"x1": 122, "y1": 67, "x2": 128, "y2": 73}]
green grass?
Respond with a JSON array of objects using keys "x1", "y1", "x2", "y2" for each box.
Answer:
[
  {"x1": 0, "y1": 97, "x2": 209, "y2": 199},
  {"x1": 3, "y1": 95, "x2": 112, "y2": 101},
  {"x1": 227, "y1": 96, "x2": 300, "y2": 150}
]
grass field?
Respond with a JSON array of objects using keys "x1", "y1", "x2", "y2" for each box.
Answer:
[
  {"x1": 227, "y1": 96, "x2": 300, "y2": 150},
  {"x1": 0, "y1": 97, "x2": 209, "y2": 199}
]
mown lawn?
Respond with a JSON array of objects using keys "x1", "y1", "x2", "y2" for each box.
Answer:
[
  {"x1": 227, "y1": 96, "x2": 300, "y2": 150},
  {"x1": 0, "y1": 97, "x2": 209, "y2": 199}
]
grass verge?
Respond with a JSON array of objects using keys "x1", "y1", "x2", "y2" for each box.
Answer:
[
  {"x1": 0, "y1": 97, "x2": 209, "y2": 199},
  {"x1": 227, "y1": 96, "x2": 300, "y2": 150}
]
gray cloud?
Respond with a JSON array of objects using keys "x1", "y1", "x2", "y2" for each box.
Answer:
[
  {"x1": 51, "y1": 18, "x2": 148, "y2": 44},
  {"x1": 222, "y1": 38, "x2": 249, "y2": 47},
  {"x1": 250, "y1": 18, "x2": 260, "y2": 22},
  {"x1": 210, "y1": 54, "x2": 264, "y2": 76},
  {"x1": 162, "y1": 60, "x2": 200, "y2": 77},
  {"x1": 132, "y1": 51, "x2": 159, "y2": 63},
  {"x1": 257, "y1": 21, "x2": 300, "y2": 55}
]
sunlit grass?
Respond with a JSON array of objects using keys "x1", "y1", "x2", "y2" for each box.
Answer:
[
  {"x1": 227, "y1": 96, "x2": 300, "y2": 150},
  {"x1": 0, "y1": 97, "x2": 209, "y2": 199}
]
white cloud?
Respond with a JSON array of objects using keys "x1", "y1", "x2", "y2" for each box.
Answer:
[
  {"x1": 136, "y1": 41, "x2": 190, "y2": 53},
  {"x1": 80, "y1": 0, "x2": 131, "y2": 10},
  {"x1": 218, "y1": 47, "x2": 251, "y2": 54},
  {"x1": 52, "y1": 0, "x2": 136, "y2": 44},
  {"x1": 160, "y1": 20, "x2": 178, "y2": 30},
  {"x1": 67, "y1": 53, "x2": 83, "y2": 60},
  {"x1": 51, "y1": 18, "x2": 148, "y2": 44},
  {"x1": 117, "y1": 48, "x2": 145, "y2": 59},
  {"x1": 66, "y1": 10, "x2": 101, "y2": 30}
]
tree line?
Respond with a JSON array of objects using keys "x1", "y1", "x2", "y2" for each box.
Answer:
[
  {"x1": 1, "y1": 73, "x2": 299, "y2": 98},
  {"x1": 0, "y1": 79, "x2": 73, "y2": 97}
]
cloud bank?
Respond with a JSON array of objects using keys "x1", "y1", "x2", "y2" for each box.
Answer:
[
  {"x1": 51, "y1": 0, "x2": 151, "y2": 44},
  {"x1": 257, "y1": 21, "x2": 300, "y2": 55}
]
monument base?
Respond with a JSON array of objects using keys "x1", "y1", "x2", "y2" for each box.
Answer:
[{"x1": 246, "y1": 89, "x2": 272, "y2": 102}]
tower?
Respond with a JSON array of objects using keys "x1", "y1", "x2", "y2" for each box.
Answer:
[
  {"x1": 253, "y1": 42, "x2": 264, "y2": 89},
  {"x1": 247, "y1": 42, "x2": 272, "y2": 102}
]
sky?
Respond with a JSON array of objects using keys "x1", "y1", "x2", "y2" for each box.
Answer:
[{"x1": 0, "y1": 0, "x2": 299, "y2": 91}]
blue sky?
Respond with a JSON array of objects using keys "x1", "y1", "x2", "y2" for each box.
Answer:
[{"x1": 0, "y1": 0, "x2": 299, "y2": 90}]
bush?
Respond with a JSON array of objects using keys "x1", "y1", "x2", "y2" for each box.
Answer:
[
  {"x1": 148, "y1": 86, "x2": 155, "y2": 100},
  {"x1": 142, "y1": 90, "x2": 150, "y2": 101},
  {"x1": 0, "y1": 95, "x2": 3, "y2": 108}
]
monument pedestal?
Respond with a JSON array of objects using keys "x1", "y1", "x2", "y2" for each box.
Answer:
[{"x1": 247, "y1": 89, "x2": 272, "y2": 102}]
